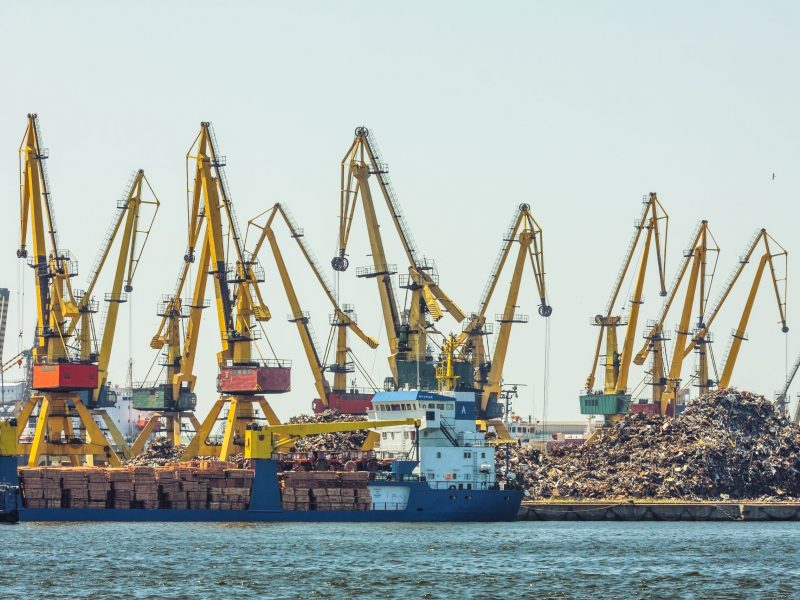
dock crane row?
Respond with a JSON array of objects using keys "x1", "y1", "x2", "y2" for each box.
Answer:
[
  {"x1": 177, "y1": 122, "x2": 291, "y2": 461},
  {"x1": 455, "y1": 203, "x2": 551, "y2": 419},
  {"x1": 580, "y1": 193, "x2": 669, "y2": 424},
  {"x1": 583, "y1": 201, "x2": 788, "y2": 422},
  {"x1": 246, "y1": 203, "x2": 380, "y2": 414},
  {"x1": 332, "y1": 127, "x2": 467, "y2": 393},
  {"x1": 668, "y1": 229, "x2": 788, "y2": 397},
  {"x1": 15, "y1": 114, "x2": 158, "y2": 466}
]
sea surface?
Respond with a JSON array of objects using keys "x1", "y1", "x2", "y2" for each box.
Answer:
[{"x1": 1, "y1": 520, "x2": 798, "y2": 598}]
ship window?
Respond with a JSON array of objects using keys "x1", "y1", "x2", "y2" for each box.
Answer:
[
  {"x1": 464, "y1": 452, "x2": 472, "y2": 458},
  {"x1": 465, "y1": 474, "x2": 471, "y2": 480},
  {"x1": 481, "y1": 452, "x2": 486, "y2": 458},
  {"x1": 390, "y1": 432, "x2": 396, "y2": 440},
  {"x1": 391, "y1": 404, "x2": 401, "y2": 411},
  {"x1": 381, "y1": 432, "x2": 387, "y2": 440},
  {"x1": 436, "y1": 452, "x2": 441, "y2": 458},
  {"x1": 465, "y1": 495, "x2": 472, "y2": 500},
  {"x1": 437, "y1": 403, "x2": 445, "y2": 410},
  {"x1": 410, "y1": 431, "x2": 416, "y2": 441},
  {"x1": 447, "y1": 403, "x2": 454, "y2": 411},
  {"x1": 426, "y1": 411, "x2": 435, "y2": 420},
  {"x1": 404, "y1": 431, "x2": 409, "y2": 439}
]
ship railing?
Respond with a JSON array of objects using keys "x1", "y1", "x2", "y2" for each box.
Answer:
[
  {"x1": 425, "y1": 481, "x2": 505, "y2": 491},
  {"x1": 371, "y1": 502, "x2": 408, "y2": 511},
  {"x1": 373, "y1": 473, "x2": 425, "y2": 483}
]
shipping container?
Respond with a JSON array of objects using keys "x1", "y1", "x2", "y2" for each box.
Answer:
[
  {"x1": 32, "y1": 363, "x2": 99, "y2": 391},
  {"x1": 579, "y1": 393, "x2": 631, "y2": 415},
  {"x1": 217, "y1": 363, "x2": 291, "y2": 394},
  {"x1": 312, "y1": 391, "x2": 375, "y2": 414}
]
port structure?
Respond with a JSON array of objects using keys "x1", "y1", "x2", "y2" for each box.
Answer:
[
  {"x1": 665, "y1": 229, "x2": 788, "y2": 399},
  {"x1": 177, "y1": 122, "x2": 290, "y2": 461},
  {"x1": 776, "y1": 351, "x2": 800, "y2": 419},
  {"x1": 129, "y1": 291, "x2": 203, "y2": 456},
  {"x1": 332, "y1": 127, "x2": 466, "y2": 392},
  {"x1": 632, "y1": 220, "x2": 719, "y2": 416},
  {"x1": 65, "y1": 169, "x2": 159, "y2": 457},
  {"x1": 246, "y1": 203, "x2": 380, "y2": 414},
  {"x1": 581, "y1": 193, "x2": 669, "y2": 424},
  {"x1": 452, "y1": 203, "x2": 551, "y2": 421},
  {"x1": 15, "y1": 115, "x2": 158, "y2": 466}
]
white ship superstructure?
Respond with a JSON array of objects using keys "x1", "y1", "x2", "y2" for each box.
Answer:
[{"x1": 368, "y1": 390, "x2": 496, "y2": 490}]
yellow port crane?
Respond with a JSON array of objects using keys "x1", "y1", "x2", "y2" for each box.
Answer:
[
  {"x1": 246, "y1": 202, "x2": 380, "y2": 412},
  {"x1": 663, "y1": 229, "x2": 788, "y2": 398},
  {"x1": 62, "y1": 170, "x2": 159, "y2": 456},
  {"x1": 129, "y1": 261, "x2": 204, "y2": 455},
  {"x1": 15, "y1": 114, "x2": 120, "y2": 466},
  {"x1": 776, "y1": 352, "x2": 800, "y2": 418},
  {"x1": 332, "y1": 127, "x2": 466, "y2": 391},
  {"x1": 179, "y1": 122, "x2": 289, "y2": 461},
  {"x1": 455, "y1": 203, "x2": 551, "y2": 418},
  {"x1": 632, "y1": 220, "x2": 719, "y2": 415},
  {"x1": 715, "y1": 231, "x2": 788, "y2": 388},
  {"x1": 580, "y1": 193, "x2": 668, "y2": 424}
]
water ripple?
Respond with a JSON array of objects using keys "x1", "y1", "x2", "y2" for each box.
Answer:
[{"x1": 0, "y1": 521, "x2": 798, "y2": 598}]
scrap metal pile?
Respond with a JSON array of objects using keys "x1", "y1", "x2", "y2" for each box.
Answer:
[
  {"x1": 500, "y1": 389, "x2": 800, "y2": 501},
  {"x1": 287, "y1": 410, "x2": 369, "y2": 452},
  {"x1": 125, "y1": 438, "x2": 187, "y2": 467}
]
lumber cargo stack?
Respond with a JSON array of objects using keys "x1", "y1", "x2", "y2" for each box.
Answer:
[
  {"x1": 280, "y1": 471, "x2": 371, "y2": 511},
  {"x1": 17, "y1": 462, "x2": 254, "y2": 510}
]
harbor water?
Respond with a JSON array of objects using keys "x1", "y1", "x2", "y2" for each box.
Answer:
[{"x1": 1, "y1": 520, "x2": 798, "y2": 598}]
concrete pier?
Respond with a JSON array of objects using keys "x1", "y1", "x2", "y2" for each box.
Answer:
[{"x1": 519, "y1": 500, "x2": 800, "y2": 521}]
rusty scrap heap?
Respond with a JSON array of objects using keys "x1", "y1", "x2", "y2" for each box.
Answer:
[
  {"x1": 124, "y1": 438, "x2": 187, "y2": 467},
  {"x1": 287, "y1": 410, "x2": 369, "y2": 452},
  {"x1": 501, "y1": 389, "x2": 800, "y2": 501}
]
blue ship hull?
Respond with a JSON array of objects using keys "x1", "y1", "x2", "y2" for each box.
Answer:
[{"x1": 0, "y1": 457, "x2": 521, "y2": 523}]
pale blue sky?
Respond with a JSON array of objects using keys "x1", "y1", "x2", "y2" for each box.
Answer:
[{"x1": 1, "y1": 1, "x2": 799, "y2": 422}]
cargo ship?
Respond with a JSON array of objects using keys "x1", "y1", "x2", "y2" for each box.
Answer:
[{"x1": 0, "y1": 390, "x2": 522, "y2": 523}]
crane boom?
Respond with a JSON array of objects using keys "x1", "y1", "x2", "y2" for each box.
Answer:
[{"x1": 717, "y1": 234, "x2": 788, "y2": 388}]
